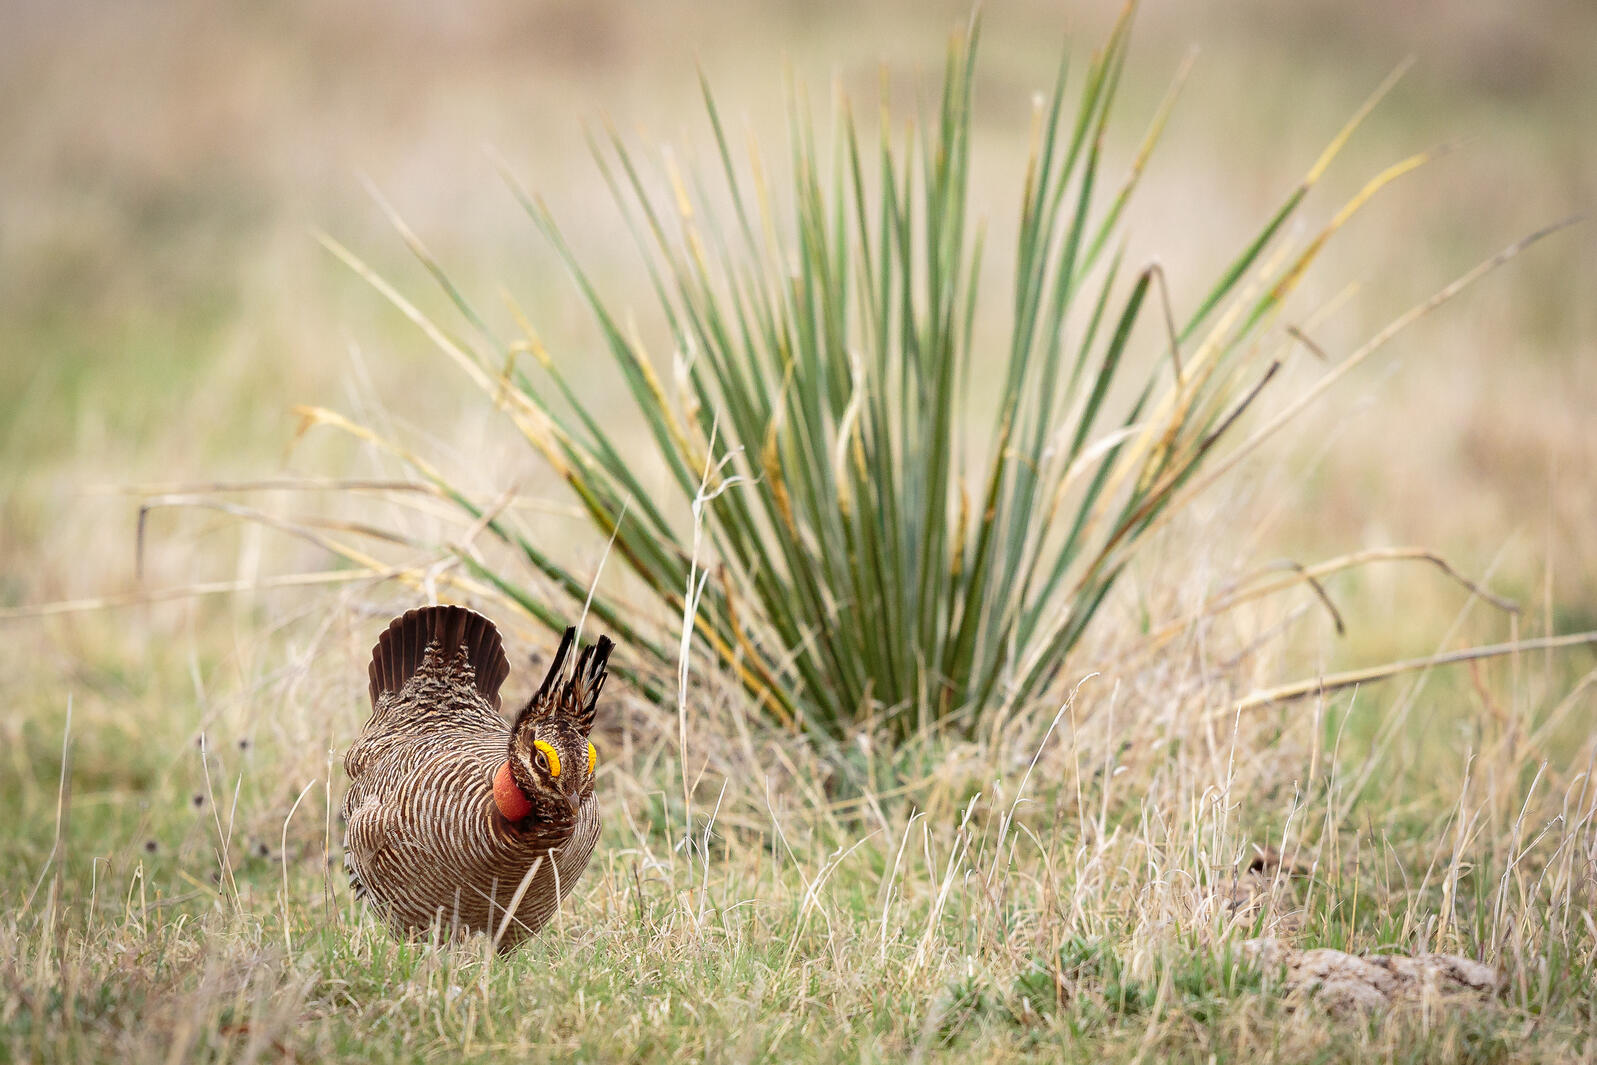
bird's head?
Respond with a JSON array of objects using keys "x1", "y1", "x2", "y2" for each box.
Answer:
[
  {"x1": 501, "y1": 717, "x2": 598, "y2": 826},
  {"x1": 494, "y1": 629, "x2": 612, "y2": 830}
]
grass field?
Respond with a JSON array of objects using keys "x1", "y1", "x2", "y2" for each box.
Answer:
[{"x1": 4, "y1": 1, "x2": 1596, "y2": 1061}]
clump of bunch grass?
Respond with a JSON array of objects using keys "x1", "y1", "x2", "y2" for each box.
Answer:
[{"x1": 311, "y1": 9, "x2": 1478, "y2": 739}]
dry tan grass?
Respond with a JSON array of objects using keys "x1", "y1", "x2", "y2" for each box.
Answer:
[{"x1": 4, "y1": 572, "x2": 1595, "y2": 1060}]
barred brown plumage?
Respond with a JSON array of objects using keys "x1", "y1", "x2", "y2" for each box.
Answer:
[{"x1": 343, "y1": 605, "x2": 613, "y2": 952}]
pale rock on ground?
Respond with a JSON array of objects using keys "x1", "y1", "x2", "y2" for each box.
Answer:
[{"x1": 1243, "y1": 937, "x2": 1501, "y2": 1014}]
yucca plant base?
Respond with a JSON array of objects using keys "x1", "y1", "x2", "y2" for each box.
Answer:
[{"x1": 316, "y1": 9, "x2": 1518, "y2": 741}]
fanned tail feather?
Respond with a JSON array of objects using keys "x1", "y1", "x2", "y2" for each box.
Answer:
[{"x1": 368, "y1": 605, "x2": 512, "y2": 711}]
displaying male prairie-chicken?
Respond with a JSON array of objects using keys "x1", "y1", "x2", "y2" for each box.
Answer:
[{"x1": 343, "y1": 605, "x2": 613, "y2": 951}]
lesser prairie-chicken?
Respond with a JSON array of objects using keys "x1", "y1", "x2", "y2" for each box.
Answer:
[{"x1": 343, "y1": 605, "x2": 613, "y2": 951}]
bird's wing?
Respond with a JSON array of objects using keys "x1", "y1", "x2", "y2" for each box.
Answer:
[{"x1": 343, "y1": 781, "x2": 406, "y2": 903}]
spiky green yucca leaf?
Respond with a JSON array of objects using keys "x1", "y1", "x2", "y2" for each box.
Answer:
[{"x1": 320, "y1": 9, "x2": 1428, "y2": 739}]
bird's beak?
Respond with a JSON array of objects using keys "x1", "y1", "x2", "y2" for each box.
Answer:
[{"x1": 564, "y1": 790, "x2": 581, "y2": 814}]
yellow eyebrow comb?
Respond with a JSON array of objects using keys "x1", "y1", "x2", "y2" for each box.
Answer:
[{"x1": 532, "y1": 740, "x2": 562, "y2": 778}]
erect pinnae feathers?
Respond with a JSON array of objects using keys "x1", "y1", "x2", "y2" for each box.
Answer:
[
  {"x1": 367, "y1": 605, "x2": 512, "y2": 711},
  {"x1": 532, "y1": 627, "x2": 577, "y2": 707},
  {"x1": 515, "y1": 628, "x2": 614, "y2": 732},
  {"x1": 570, "y1": 634, "x2": 614, "y2": 733}
]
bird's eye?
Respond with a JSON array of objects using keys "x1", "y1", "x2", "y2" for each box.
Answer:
[
  {"x1": 588, "y1": 742, "x2": 598, "y2": 775},
  {"x1": 532, "y1": 740, "x2": 562, "y2": 778}
]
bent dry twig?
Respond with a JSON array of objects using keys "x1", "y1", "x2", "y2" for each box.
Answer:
[{"x1": 1229, "y1": 631, "x2": 1597, "y2": 715}]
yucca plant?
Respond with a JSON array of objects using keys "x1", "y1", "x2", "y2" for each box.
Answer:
[{"x1": 310, "y1": 9, "x2": 1471, "y2": 740}]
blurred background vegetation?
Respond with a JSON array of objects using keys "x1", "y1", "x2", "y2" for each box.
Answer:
[{"x1": 3, "y1": 0, "x2": 1593, "y2": 687}]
